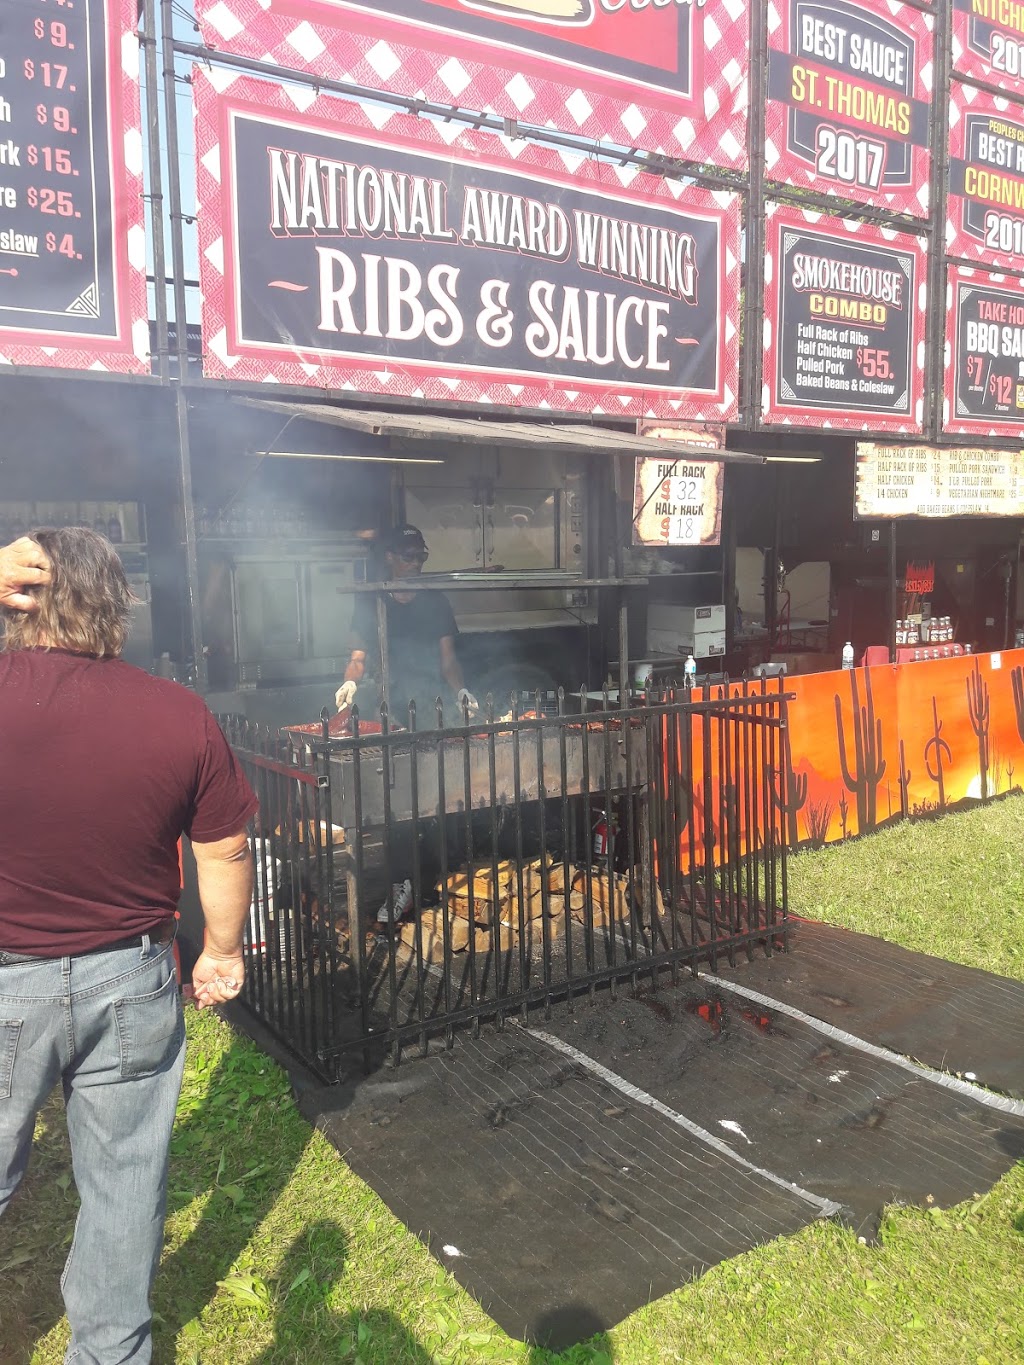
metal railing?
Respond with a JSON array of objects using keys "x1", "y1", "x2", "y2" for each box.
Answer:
[{"x1": 223, "y1": 683, "x2": 789, "y2": 1081}]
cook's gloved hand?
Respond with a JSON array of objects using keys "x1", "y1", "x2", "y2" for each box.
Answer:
[
  {"x1": 457, "y1": 687, "x2": 479, "y2": 718},
  {"x1": 335, "y1": 679, "x2": 358, "y2": 711}
]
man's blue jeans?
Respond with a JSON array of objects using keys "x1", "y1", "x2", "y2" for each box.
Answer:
[{"x1": 0, "y1": 937, "x2": 186, "y2": 1364}]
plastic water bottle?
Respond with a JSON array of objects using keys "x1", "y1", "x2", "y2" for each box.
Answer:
[
  {"x1": 684, "y1": 653, "x2": 697, "y2": 688},
  {"x1": 842, "y1": 641, "x2": 855, "y2": 670}
]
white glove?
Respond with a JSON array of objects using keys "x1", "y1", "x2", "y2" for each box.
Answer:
[
  {"x1": 335, "y1": 679, "x2": 358, "y2": 711},
  {"x1": 457, "y1": 687, "x2": 479, "y2": 717}
]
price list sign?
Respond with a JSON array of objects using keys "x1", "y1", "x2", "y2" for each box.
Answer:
[
  {"x1": 0, "y1": 0, "x2": 147, "y2": 371},
  {"x1": 945, "y1": 264, "x2": 1024, "y2": 436},
  {"x1": 947, "y1": 87, "x2": 1024, "y2": 272},
  {"x1": 856, "y1": 441, "x2": 1024, "y2": 518},
  {"x1": 762, "y1": 206, "x2": 926, "y2": 432},
  {"x1": 765, "y1": 0, "x2": 933, "y2": 217},
  {"x1": 632, "y1": 456, "x2": 724, "y2": 547}
]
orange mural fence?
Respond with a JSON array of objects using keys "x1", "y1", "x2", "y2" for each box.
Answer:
[{"x1": 776, "y1": 649, "x2": 1024, "y2": 850}]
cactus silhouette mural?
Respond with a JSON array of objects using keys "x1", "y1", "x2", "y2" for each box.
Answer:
[
  {"x1": 924, "y1": 695, "x2": 951, "y2": 809},
  {"x1": 897, "y1": 739, "x2": 912, "y2": 817},
  {"x1": 966, "y1": 657, "x2": 991, "y2": 801},
  {"x1": 834, "y1": 668, "x2": 886, "y2": 833},
  {"x1": 771, "y1": 723, "x2": 808, "y2": 846},
  {"x1": 1011, "y1": 664, "x2": 1024, "y2": 746}
]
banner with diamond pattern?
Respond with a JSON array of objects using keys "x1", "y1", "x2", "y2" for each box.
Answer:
[
  {"x1": 0, "y1": 0, "x2": 148, "y2": 373},
  {"x1": 944, "y1": 263, "x2": 1024, "y2": 437},
  {"x1": 762, "y1": 203, "x2": 926, "y2": 433},
  {"x1": 195, "y1": 0, "x2": 748, "y2": 171},
  {"x1": 193, "y1": 69, "x2": 741, "y2": 420},
  {"x1": 947, "y1": 82, "x2": 1024, "y2": 273},
  {"x1": 765, "y1": 0, "x2": 934, "y2": 219}
]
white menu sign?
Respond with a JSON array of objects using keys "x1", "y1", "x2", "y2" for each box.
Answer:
[
  {"x1": 633, "y1": 456, "x2": 724, "y2": 546},
  {"x1": 855, "y1": 442, "x2": 1024, "y2": 518}
]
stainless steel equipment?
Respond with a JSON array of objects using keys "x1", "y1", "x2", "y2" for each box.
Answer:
[{"x1": 201, "y1": 541, "x2": 366, "y2": 687}]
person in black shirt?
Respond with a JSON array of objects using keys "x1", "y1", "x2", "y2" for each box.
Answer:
[{"x1": 335, "y1": 524, "x2": 478, "y2": 724}]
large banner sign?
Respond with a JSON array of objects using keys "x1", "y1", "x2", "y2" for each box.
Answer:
[
  {"x1": 765, "y1": 0, "x2": 934, "y2": 217},
  {"x1": 762, "y1": 206, "x2": 926, "y2": 432},
  {"x1": 193, "y1": 72, "x2": 740, "y2": 419},
  {"x1": 952, "y1": 0, "x2": 1024, "y2": 100},
  {"x1": 948, "y1": 85, "x2": 1024, "y2": 272},
  {"x1": 195, "y1": 0, "x2": 748, "y2": 171},
  {"x1": 0, "y1": 0, "x2": 147, "y2": 372},
  {"x1": 945, "y1": 264, "x2": 1024, "y2": 436}
]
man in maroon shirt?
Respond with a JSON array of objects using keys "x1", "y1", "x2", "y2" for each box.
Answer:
[{"x1": 0, "y1": 528, "x2": 257, "y2": 1364}]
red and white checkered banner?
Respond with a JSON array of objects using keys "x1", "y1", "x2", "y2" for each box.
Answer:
[
  {"x1": 765, "y1": 0, "x2": 934, "y2": 218},
  {"x1": 762, "y1": 203, "x2": 926, "y2": 433},
  {"x1": 952, "y1": 0, "x2": 1024, "y2": 100},
  {"x1": 0, "y1": 0, "x2": 148, "y2": 374},
  {"x1": 948, "y1": 82, "x2": 1024, "y2": 273},
  {"x1": 195, "y1": 0, "x2": 748, "y2": 171},
  {"x1": 193, "y1": 69, "x2": 741, "y2": 421},
  {"x1": 944, "y1": 263, "x2": 1024, "y2": 437}
]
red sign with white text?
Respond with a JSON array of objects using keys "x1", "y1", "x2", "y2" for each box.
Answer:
[
  {"x1": 194, "y1": 70, "x2": 741, "y2": 420},
  {"x1": 953, "y1": 0, "x2": 1024, "y2": 100},
  {"x1": 765, "y1": 0, "x2": 934, "y2": 217},
  {"x1": 195, "y1": 0, "x2": 749, "y2": 170}
]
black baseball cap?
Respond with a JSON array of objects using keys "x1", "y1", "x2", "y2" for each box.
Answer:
[{"x1": 380, "y1": 524, "x2": 428, "y2": 557}]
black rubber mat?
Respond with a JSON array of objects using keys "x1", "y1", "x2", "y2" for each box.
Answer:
[
  {"x1": 312, "y1": 1024, "x2": 825, "y2": 1349},
  {"x1": 304, "y1": 961, "x2": 1024, "y2": 1346},
  {"x1": 713, "y1": 919, "x2": 1024, "y2": 1098}
]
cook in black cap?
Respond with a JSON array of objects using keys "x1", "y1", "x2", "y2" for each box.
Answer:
[{"x1": 336, "y1": 524, "x2": 478, "y2": 722}]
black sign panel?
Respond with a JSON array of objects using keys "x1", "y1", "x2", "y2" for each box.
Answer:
[
  {"x1": 950, "y1": 272, "x2": 1024, "y2": 428},
  {"x1": 226, "y1": 107, "x2": 726, "y2": 398},
  {"x1": 0, "y1": 0, "x2": 122, "y2": 342},
  {"x1": 765, "y1": 211, "x2": 924, "y2": 428}
]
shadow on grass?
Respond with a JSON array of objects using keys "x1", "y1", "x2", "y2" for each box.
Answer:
[
  {"x1": 247, "y1": 1220, "x2": 433, "y2": 1365},
  {"x1": 525, "y1": 1307, "x2": 615, "y2": 1362},
  {"x1": 150, "y1": 1016, "x2": 316, "y2": 1362}
]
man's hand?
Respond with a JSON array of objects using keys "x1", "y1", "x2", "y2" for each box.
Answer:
[
  {"x1": 335, "y1": 679, "x2": 358, "y2": 711},
  {"x1": 191, "y1": 946, "x2": 245, "y2": 1009},
  {"x1": 0, "y1": 537, "x2": 51, "y2": 612},
  {"x1": 457, "y1": 687, "x2": 479, "y2": 718}
]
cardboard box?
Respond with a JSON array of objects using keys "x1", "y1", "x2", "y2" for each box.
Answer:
[
  {"x1": 647, "y1": 604, "x2": 725, "y2": 656},
  {"x1": 693, "y1": 629, "x2": 726, "y2": 658}
]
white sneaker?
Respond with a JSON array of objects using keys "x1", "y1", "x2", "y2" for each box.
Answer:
[{"x1": 376, "y1": 878, "x2": 414, "y2": 925}]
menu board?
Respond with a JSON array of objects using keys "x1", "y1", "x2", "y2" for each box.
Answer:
[
  {"x1": 952, "y1": 0, "x2": 1024, "y2": 100},
  {"x1": 765, "y1": 0, "x2": 933, "y2": 216},
  {"x1": 762, "y1": 206, "x2": 926, "y2": 432},
  {"x1": 945, "y1": 264, "x2": 1024, "y2": 436},
  {"x1": 194, "y1": 72, "x2": 741, "y2": 420},
  {"x1": 633, "y1": 456, "x2": 724, "y2": 547},
  {"x1": 194, "y1": 0, "x2": 749, "y2": 170},
  {"x1": 948, "y1": 86, "x2": 1024, "y2": 271},
  {"x1": 0, "y1": 0, "x2": 147, "y2": 371},
  {"x1": 856, "y1": 441, "x2": 1024, "y2": 518}
]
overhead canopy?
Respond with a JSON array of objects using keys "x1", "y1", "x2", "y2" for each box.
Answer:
[{"x1": 239, "y1": 398, "x2": 766, "y2": 464}]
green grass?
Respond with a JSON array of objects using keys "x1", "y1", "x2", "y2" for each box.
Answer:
[{"x1": 3, "y1": 799, "x2": 1024, "y2": 1364}]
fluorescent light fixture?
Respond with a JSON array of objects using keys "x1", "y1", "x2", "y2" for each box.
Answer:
[
  {"x1": 761, "y1": 454, "x2": 822, "y2": 463},
  {"x1": 250, "y1": 450, "x2": 444, "y2": 464}
]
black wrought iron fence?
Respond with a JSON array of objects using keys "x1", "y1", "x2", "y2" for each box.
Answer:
[{"x1": 223, "y1": 683, "x2": 789, "y2": 1081}]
